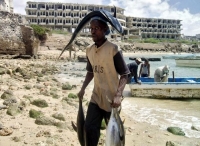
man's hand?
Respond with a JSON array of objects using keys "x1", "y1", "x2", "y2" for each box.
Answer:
[
  {"x1": 111, "y1": 95, "x2": 122, "y2": 108},
  {"x1": 77, "y1": 89, "x2": 85, "y2": 100}
]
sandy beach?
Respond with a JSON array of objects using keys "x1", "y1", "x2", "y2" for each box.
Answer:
[
  {"x1": 0, "y1": 48, "x2": 199, "y2": 146},
  {"x1": 0, "y1": 31, "x2": 200, "y2": 146}
]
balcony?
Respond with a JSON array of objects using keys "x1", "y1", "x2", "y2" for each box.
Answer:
[
  {"x1": 64, "y1": 23, "x2": 71, "y2": 26},
  {"x1": 39, "y1": 15, "x2": 46, "y2": 18},
  {"x1": 47, "y1": 15, "x2": 54, "y2": 18},
  {"x1": 39, "y1": 22, "x2": 46, "y2": 25},
  {"x1": 56, "y1": 23, "x2": 63, "y2": 26},
  {"x1": 48, "y1": 23, "x2": 55, "y2": 25},
  {"x1": 25, "y1": 7, "x2": 37, "y2": 10},
  {"x1": 26, "y1": 14, "x2": 37, "y2": 18},
  {"x1": 40, "y1": 8, "x2": 46, "y2": 11},
  {"x1": 30, "y1": 22, "x2": 38, "y2": 25}
]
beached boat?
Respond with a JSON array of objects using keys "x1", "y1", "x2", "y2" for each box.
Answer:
[
  {"x1": 175, "y1": 58, "x2": 200, "y2": 68},
  {"x1": 162, "y1": 54, "x2": 195, "y2": 59},
  {"x1": 129, "y1": 77, "x2": 200, "y2": 98}
]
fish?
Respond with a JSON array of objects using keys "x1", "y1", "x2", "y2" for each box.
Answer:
[
  {"x1": 105, "y1": 97, "x2": 125, "y2": 146},
  {"x1": 58, "y1": 6, "x2": 123, "y2": 59},
  {"x1": 71, "y1": 98, "x2": 86, "y2": 146}
]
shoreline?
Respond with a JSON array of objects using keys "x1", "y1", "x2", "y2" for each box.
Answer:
[{"x1": 0, "y1": 50, "x2": 200, "y2": 146}]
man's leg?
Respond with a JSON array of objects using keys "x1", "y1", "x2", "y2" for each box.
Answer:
[{"x1": 84, "y1": 102, "x2": 103, "y2": 146}]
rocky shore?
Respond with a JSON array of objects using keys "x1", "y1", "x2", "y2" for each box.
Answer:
[{"x1": 0, "y1": 34, "x2": 200, "y2": 146}]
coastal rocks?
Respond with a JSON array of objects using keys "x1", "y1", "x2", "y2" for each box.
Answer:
[
  {"x1": 31, "y1": 99, "x2": 48, "y2": 108},
  {"x1": 6, "y1": 103, "x2": 22, "y2": 116},
  {"x1": 191, "y1": 123, "x2": 200, "y2": 131},
  {"x1": 0, "y1": 11, "x2": 38, "y2": 56},
  {"x1": 29, "y1": 109, "x2": 43, "y2": 119},
  {"x1": 167, "y1": 127, "x2": 185, "y2": 136},
  {"x1": 0, "y1": 127, "x2": 13, "y2": 136},
  {"x1": 166, "y1": 141, "x2": 181, "y2": 146}
]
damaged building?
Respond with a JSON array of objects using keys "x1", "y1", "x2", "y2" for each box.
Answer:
[{"x1": 25, "y1": 2, "x2": 182, "y2": 39}]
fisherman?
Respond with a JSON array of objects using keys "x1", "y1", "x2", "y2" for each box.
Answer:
[
  {"x1": 154, "y1": 65, "x2": 170, "y2": 82},
  {"x1": 127, "y1": 58, "x2": 142, "y2": 84},
  {"x1": 77, "y1": 16, "x2": 130, "y2": 146}
]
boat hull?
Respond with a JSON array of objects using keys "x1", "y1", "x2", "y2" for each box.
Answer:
[
  {"x1": 175, "y1": 59, "x2": 200, "y2": 68},
  {"x1": 129, "y1": 77, "x2": 200, "y2": 98}
]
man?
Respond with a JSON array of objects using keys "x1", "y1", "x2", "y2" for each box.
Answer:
[
  {"x1": 77, "y1": 16, "x2": 130, "y2": 146},
  {"x1": 127, "y1": 58, "x2": 142, "y2": 84},
  {"x1": 154, "y1": 65, "x2": 169, "y2": 82}
]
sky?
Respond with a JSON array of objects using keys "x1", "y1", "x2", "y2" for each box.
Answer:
[{"x1": 13, "y1": 0, "x2": 200, "y2": 36}]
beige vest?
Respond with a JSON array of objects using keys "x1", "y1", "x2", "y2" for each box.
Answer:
[{"x1": 86, "y1": 40, "x2": 120, "y2": 112}]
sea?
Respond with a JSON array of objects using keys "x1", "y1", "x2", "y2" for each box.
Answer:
[{"x1": 57, "y1": 53, "x2": 200, "y2": 139}]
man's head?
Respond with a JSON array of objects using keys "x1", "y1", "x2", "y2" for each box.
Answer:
[
  {"x1": 135, "y1": 58, "x2": 142, "y2": 65},
  {"x1": 162, "y1": 65, "x2": 169, "y2": 75},
  {"x1": 90, "y1": 17, "x2": 110, "y2": 43}
]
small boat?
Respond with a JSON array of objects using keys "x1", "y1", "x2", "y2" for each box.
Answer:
[
  {"x1": 129, "y1": 57, "x2": 161, "y2": 61},
  {"x1": 162, "y1": 54, "x2": 195, "y2": 59},
  {"x1": 129, "y1": 77, "x2": 200, "y2": 98},
  {"x1": 175, "y1": 58, "x2": 200, "y2": 68}
]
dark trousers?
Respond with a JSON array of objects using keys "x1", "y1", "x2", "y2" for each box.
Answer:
[
  {"x1": 84, "y1": 102, "x2": 111, "y2": 146},
  {"x1": 141, "y1": 74, "x2": 148, "y2": 77}
]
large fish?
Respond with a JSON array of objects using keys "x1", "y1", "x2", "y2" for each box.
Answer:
[
  {"x1": 58, "y1": 6, "x2": 123, "y2": 59},
  {"x1": 105, "y1": 98, "x2": 125, "y2": 146},
  {"x1": 71, "y1": 99, "x2": 86, "y2": 146}
]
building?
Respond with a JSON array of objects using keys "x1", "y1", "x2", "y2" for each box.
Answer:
[
  {"x1": 126, "y1": 17, "x2": 182, "y2": 39},
  {"x1": 0, "y1": 0, "x2": 13, "y2": 13},
  {"x1": 25, "y1": 2, "x2": 126, "y2": 33},
  {"x1": 25, "y1": 2, "x2": 182, "y2": 39}
]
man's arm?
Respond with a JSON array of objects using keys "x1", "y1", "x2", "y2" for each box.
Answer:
[
  {"x1": 77, "y1": 72, "x2": 94, "y2": 100},
  {"x1": 112, "y1": 74, "x2": 128, "y2": 108}
]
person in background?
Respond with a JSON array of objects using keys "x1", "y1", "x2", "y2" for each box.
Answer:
[
  {"x1": 139, "y1": 58, "x2": 150, "y2": 78},
  {"x1": 127, "y1": 58, "x2": 142, "y2": 84},
  {"x1": 154, "y1": 65, "x2": 169, "y2": 82},
  {"x1": 77, "y1": 16, "x2": 130, "y2": 146}
]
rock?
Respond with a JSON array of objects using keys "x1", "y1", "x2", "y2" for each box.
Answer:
[
  {"x1": 3, "y1": 97, "x2": 17, "y2": 106},
  {"x1": 6, "y1": 103, "x2": 21, "y2": 116},
  {"x1": 1, "y1": 90, "x2": 13, "y2": 100},
  {"x1": 68, "y1": 93, "x2": 78, "y2": 99},
  {"x1": 191, "y1": 123, "x2": 200, "y2": 131},
  {"x1": 0, "y1": 127, "x2": 13, "y2": 136},
  {"x1": 31, "y1": 99, "x2": 48, "y2": 108},
  {"x1": 167, "y1": 127, "x2": 185, "y2": 136},
  {"x1": 35, "y1": 116, "x2": 55, "y2": 126},
  {"x1": 52, "y1": 113, "x2": 65, "y2": 121},
  {"x1": 166, "y1": 141, "x2": 181, "y2": 146},
  {"x1": 29, "y1": 109, "x2": 43, "y2": 119},
  {"x1": 62, "y1": 82, "x2": 72, "y2": 90}
]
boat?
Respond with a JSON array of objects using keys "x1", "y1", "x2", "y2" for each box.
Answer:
[
  {"x1": 175, "y1": 58, "x2": 200, "y2": 68},
  {"x1": 129, "y1": 57, "x2": 161, "y2": 61},
  {"x1": 129, "y1": 77, "x2": 200, "y2": 98},
  {"x1": 162, "y1": 54, "x2": 195, "y2": 59}
]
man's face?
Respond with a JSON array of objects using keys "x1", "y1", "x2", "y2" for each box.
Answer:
[{"x1": 90, "y1": 20, "x2": 107, "y2": 42}]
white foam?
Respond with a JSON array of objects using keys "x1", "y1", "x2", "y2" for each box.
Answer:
[{"x1": 122, "y1": 100, "x2": 200, "y2": 138}]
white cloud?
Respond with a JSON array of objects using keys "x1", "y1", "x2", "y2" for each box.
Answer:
[
  {"x1": 108, "y1": 0, "x2": 200, "y2": 36},
  {"x1": 13, "y1": 0, "x2": 200, "y2": 36},
  {"x1": 13, "y1": 0, "x2": 103, "y2": 15}
]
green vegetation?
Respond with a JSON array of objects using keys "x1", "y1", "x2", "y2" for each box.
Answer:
[
  {"x1": 30, "y1": 25, "x2": 50, "y2": 42},
  {"x1": 51, "y1": 29, "x2": 68, "y2": 35},
  {"x1": 125, "y1": 37, "x2": 200, "y2": 45}
]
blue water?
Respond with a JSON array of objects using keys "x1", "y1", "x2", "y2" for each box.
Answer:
[{"x1": 124, "y1": 53, "x2": 200, "y2": 78}]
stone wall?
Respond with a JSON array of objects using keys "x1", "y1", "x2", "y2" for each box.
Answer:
[{"x1": 0, "y1": 11, "x2": 38, "y2": 56}]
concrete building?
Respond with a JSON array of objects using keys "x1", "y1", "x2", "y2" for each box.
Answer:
[
  {"x1": 25, "y1": 2, "x2": 126, "y2": 34},
  {"x1": 25, "y1": 1, "x2": 182, "y2": 39},
  {"x1": 0, "y1": 0, "x2": 13, "y2": 13}
]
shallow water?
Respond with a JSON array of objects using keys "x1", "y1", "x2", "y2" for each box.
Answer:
[{"x1": 57, "y1": 53, "x2": 200, "y2": 139}]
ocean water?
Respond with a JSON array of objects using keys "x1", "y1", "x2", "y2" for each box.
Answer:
[
  {"x1": 57, "y1": 53, "x2": 200, "y2": 139},
  {"x1": 125, "y1": 53, "x2": 200, "y2": 77}
]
